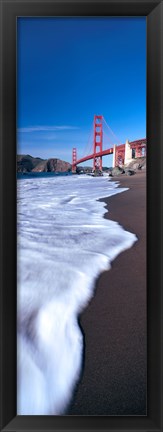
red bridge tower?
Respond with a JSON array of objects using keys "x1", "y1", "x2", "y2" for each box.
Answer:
[
  {"x1": 93, "y1": 115, "x2": 103, "y2": 171},
  {"x1": 72, "y1": 147, "x2": 77, "y2": 173}
]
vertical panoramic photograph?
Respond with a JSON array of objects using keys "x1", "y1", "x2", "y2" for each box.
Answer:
[{"x1": 17, "y1": 17, "x2": 146, "y2": 415}]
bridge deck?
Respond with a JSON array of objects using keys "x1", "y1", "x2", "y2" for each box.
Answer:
[{"x1": 76, "y1": 148, "x2": 113, "y2": 165}]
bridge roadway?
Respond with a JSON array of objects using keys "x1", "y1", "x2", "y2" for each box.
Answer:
[{"x1": 76, "y1": 148, "x2": 114, "y2": 166}]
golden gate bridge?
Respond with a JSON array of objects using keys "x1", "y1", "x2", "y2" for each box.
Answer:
[{"x1": 72, "y1": 115, "x2": 146, "y2": 172}]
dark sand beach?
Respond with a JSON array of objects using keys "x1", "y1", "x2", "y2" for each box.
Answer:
[{"x1": 67, "y1": 171, "x2": 146, "y2": 416}]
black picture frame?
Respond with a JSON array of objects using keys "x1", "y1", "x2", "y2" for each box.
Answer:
[{"x1": 0, "y1": 0, "x2": 162, "y2": 431}]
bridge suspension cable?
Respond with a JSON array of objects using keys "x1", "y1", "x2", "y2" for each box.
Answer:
[
  {"x1": 80, "y1": 119, "x2": 94, "y2": 159},
  {"x1": 103, "y1": 129, "x2": 115, "y2": 150},
  {"x1": 103, "y1": 116, "x2": 122, "y2": 147}
]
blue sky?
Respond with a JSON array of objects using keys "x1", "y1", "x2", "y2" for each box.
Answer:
[{"x1": 17, "y1": 17, "x2": 146, "y2": 166}]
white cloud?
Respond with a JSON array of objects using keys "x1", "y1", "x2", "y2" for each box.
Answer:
[{"x1": 17, "y1": 125, "x2": 79, "y2": 133}]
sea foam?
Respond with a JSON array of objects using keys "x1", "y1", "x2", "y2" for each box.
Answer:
[{"x1": 17, "y1": 174, "x2": 137, "y2": 414}]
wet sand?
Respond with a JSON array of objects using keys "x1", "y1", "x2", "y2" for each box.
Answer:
[{"x1": 67, "y1": 171, "x2": 146, "y2": 416}]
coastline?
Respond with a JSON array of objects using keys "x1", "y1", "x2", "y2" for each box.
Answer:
[{"x1": 67, "y1": 171, "x2": 146, "y2": 416}]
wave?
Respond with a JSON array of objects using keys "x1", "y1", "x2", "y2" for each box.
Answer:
[{"x1": 17, "y1": 175, "x2": 137, "y2": 414}]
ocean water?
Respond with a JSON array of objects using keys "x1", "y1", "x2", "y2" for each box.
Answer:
[{"x1": 17, "y1": 174, "x2": 137, "y2": 415}]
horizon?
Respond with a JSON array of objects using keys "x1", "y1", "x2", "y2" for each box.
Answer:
[{"x1": 17, "y1": 17, "x2": 146, "y2": 167}]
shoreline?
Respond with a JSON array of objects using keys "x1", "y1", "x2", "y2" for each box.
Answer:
[{"x1": 67, "y1": 171, "x2": 147, "y2": 416}]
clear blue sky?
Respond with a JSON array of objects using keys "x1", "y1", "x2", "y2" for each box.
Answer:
[{"x1": 17, "y1": 17, "x2": 146, "y2": 166}]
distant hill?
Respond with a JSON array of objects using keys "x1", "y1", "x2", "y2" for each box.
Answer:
[{"x1": 17, "y1": 155, "x2": 71, "y2": 173}]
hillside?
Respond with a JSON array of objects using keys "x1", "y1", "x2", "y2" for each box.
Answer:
[
  {"x1": 109, "y1": 157, "x2": 146, "y2": 177},
  {"x1": 124, "y1": 156, "x2": 146, "y2": 171},
  {"x1": 17, "y1": 155, "x2": 71, "y2": 173}
]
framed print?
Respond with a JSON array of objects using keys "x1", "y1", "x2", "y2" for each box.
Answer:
[
  {"x1": 16, "y1": 16, "x2": 148, "y2": 418},
  {"x1": 0, "y1": 0, "x2": 163, "y2": 431}
]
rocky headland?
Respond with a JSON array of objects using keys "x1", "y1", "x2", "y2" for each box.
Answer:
[
  {"x1": 17, "y1": 154, "x2": 71, "y2": 173},
  {"x1": 109, "y1": 156, "x2": 146, "y2": 177}
]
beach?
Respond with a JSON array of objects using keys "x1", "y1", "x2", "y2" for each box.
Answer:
[{"x1": 67, "y1": 171, "x2": 146, "y2": 416}]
